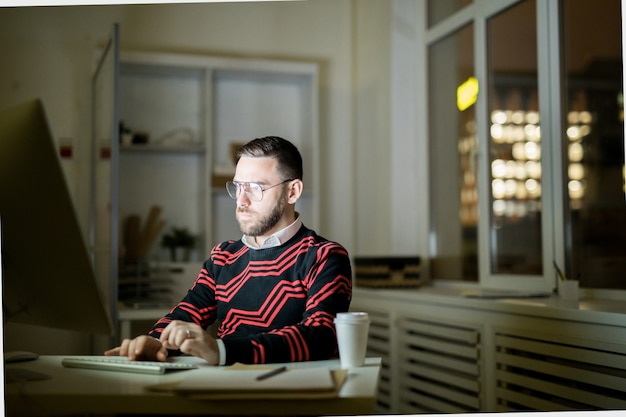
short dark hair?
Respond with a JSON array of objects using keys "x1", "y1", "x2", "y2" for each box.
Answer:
[{"x1": 236, "y1": 136, "x2": 303, "y2": 180}]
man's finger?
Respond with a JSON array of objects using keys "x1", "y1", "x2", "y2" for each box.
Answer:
[{"x1": 103, "y1": 347, "x2": 120, "y2": 356}]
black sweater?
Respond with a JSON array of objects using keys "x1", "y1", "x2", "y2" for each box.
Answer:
[{"x1": 149, "y1": 226, "x2": 352, "y2": 364}]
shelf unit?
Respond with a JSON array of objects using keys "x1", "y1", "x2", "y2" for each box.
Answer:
[{"x1": 117, "y1": 51, "x2": 319, "y2": 264}]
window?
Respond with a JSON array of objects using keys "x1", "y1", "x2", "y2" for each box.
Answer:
[
  {"x1": 561, "y1": 0, "x2": 625, "y2": 289},
  {"x1": 486, "y1": 0, "x2": 542, "y2": 277},
  {"x1": 426, "y1": 0, "x2": 625, "y2": 291},
  {"x1": 428, "y1": 23, "x2": 476, "y2": 281},
  {"x1": 427, "y1": 0, "x2": 473, "y2": 27}
]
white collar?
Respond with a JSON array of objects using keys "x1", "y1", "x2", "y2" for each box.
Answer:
[{"x1": 242, "y1": 214, "x2": 302, "y2": 249}]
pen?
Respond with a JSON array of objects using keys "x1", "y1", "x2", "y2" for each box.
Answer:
[{"x1": 256, "y1": 366, "x2": 287, "y2": 381}]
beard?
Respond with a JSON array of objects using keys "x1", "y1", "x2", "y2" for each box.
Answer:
[{"x1": 236, "y1": 189, "x2": 286, "y2": 237}]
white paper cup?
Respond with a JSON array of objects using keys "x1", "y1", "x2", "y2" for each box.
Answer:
[
  {"x1": 558, "y1": 279, "x2": 579, "y2": 301},
  {"x1": 334, "y1": 312, "x2": 370, "y2": 368}
]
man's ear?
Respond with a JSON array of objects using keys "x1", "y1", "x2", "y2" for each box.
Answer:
[{"x1": 287, "y1": 179, "x2": 303, "y2": 204}]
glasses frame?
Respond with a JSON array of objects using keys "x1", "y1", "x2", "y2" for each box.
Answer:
[{"x1": 226, "y1": 179, "x2": 295, "y2": 202}]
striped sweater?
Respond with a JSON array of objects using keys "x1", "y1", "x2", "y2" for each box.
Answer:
[{"x1": 148, "y1": 226, "x2": 352, "y2": 365}]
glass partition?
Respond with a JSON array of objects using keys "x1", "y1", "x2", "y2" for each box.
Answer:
[{"x1": 91, "y1": 23, "x2": 119, "y2": 339}]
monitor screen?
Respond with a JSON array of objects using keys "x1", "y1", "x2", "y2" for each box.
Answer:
[{"x1": 0, "y1": 99, "x2": 112, "y2": 335}]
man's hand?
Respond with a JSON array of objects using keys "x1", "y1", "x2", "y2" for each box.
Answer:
[
  {"x1": 160, "y1": 320, "x2": 220, "y2": 365},
  {"x1": 104, "y1": 335, "x2": 168, "y2": 362}
]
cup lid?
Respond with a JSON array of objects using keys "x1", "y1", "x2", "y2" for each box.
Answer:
[{"x1": 334, "y1": 312, "x2": 370, "y2": 322}]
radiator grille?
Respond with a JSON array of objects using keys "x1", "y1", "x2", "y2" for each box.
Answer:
[
  {"x1": 495, "y1": 332, "x2": 626, "y2": 411},
  {"x1": 365, "y1": 310, "x2": 392, "y2": 413},
  {"x1": 397, "y1": 317, "x2": 482, "y2": 413}
]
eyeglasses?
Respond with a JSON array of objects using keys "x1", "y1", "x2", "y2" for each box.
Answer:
[{"x1": 225, "y1": 179, "x2": 294, "y2": 202}]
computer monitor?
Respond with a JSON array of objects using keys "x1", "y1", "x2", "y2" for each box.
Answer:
[{"x1": 0, "y1": 99, "x2": 112, "y2": 335}]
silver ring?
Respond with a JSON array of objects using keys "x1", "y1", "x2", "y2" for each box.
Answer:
[{"x1": 185, "y1": 329, "x2": 192, "y2": 339}]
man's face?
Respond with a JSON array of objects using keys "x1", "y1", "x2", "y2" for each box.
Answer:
[{"x1": 233, "y1": 156, "x2": 289, "y2": 238}]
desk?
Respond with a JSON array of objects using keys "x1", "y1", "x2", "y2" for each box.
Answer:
[{"x1": 5, "y1": 356, "x2": 381, "y2": 416}]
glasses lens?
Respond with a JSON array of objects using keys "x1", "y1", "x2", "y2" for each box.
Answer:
[
  {"x1": 247, "y1": 183, "x2": 263, "y2": 201},
  {"x1": 226, "y1": 182, "x2": 264, "y2": 201},
  {"x1": 226, "y1": 181, "x2": 238, "y2": 199}
]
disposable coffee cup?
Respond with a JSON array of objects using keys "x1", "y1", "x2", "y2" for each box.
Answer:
[
  {"x1": 334, "y1": 312, "x2": 370, "y2": 368},
  {"x1": 558, "y1": 279, "x2": 579, "y2": 302}
]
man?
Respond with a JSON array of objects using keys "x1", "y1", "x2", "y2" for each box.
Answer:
[{"x1": 105, "y1": 136, "x2": 352, "y2": 365}]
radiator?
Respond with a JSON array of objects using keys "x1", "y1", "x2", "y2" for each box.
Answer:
[
  {"x1": 396, "y1": 316, "x2": 482, "y2": 413},
  {"x1": 495, "y1": 332, "x2": 626, "y2": 411},
  {"x1": 365, "y1": 309, "x2": 392, "y2": 413}
]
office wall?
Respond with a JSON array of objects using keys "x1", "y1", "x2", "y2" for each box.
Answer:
[
  {"x1": 0, "y1": 1, "x2": 407, "y2": 257},
  {"x1": 0, "y1": 1, "x2": 409, "y2": 353}
]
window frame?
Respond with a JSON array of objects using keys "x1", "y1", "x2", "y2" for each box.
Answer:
[{"x1": 422, "y1": 0, "x2": 572, "y2": 293}]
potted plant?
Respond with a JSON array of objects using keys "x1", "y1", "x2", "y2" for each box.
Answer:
[{"x1": 161, "y1": 227, "x2": 195, "y2": 262}]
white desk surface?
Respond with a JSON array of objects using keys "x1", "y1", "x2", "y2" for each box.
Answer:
[{"x1": 5, "y1": 355, "x2": 381, "y2": 416}]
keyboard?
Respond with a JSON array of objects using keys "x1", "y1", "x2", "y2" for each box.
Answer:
[{"x1": 62, "y1": 357, "x2": 197, "y2": 375}]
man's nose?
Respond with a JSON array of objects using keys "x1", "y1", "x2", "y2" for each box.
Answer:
[{"x1": 236, "y1": 187, "x2": 251, "y2": 205}]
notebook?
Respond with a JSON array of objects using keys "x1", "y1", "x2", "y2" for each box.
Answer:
[{"x1": 148, "y1": 365, "x2": 346, "y2": 399}]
